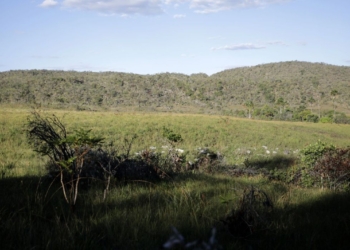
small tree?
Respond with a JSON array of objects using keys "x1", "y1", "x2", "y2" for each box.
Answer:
[
  {"x1": 331, "y1": 89, "x2": 339, "y2": 121},
  {"x1": 27, "y1": 112, "x2": 104, "y2": 211},
  {"x1": 244, "y1": 100, "x2": 254, "y2": 119},
  {"x1": 275, "y1": 97, "x2": 287, "y2": 114},
  {"x1": 308, "y1": 97, "x2": 316, "y2": 113}
]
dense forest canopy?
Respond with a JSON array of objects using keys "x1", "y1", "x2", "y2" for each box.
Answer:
[{"x1": 1, "y1": 61, "x2": 350, "y2": 117}]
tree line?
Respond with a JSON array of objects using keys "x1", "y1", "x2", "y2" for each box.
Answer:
[{"x1": 1, "y1": 61, "x2": 350, "y2": 123}]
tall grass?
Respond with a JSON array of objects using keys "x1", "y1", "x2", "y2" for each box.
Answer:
[{"x1": 2, "y1": 172, "x2": 349, "y2": 250}]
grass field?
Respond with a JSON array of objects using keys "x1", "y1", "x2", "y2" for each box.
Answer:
[
  {"x1": 1, "y1": 107, "x2": 350, "y2": 249},
  {"x1": 2, "y1": 107, "x2": 350, "y2": 176}
]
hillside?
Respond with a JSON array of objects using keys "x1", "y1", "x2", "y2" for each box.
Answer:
[{"x1": 1, "y1": 61, "x2": 350, "y2": 115}]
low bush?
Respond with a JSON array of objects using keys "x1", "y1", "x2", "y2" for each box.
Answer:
[
  {"x1": 189, "y1": 148, "x2": 225, "y2": 174},
  {"x1": 222, "y1": 186, "x2": 273, "y2": 239},
  {"x1": 289, "y1": 141, "x2": 350, "y2": 189},
  {"x1": 313, "y1": 147, "x2": 350, "y2": 190},
  {"x1": 300, "y1": 140, "x2": 335, "y2": 167}
]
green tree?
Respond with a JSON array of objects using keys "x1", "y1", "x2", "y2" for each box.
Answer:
[
  {"x1": 244, "y1": 100, "x2": 254, "y2": 119},
  {"x1": 308, "y1": 97, "x2": 316, "y2": 113},
  {"x1": 275, "y1": 97, "x2": 287, "y2": 114},
  {"x1": 331, "y1": 89, "x2": 339, "y2": 120}
]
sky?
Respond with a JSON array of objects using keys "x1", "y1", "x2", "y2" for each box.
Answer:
[{"x1": 0, "y1": 0, "x2": 349, "y2": 75}]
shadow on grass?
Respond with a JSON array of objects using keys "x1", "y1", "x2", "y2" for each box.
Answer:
[
  {"x1": 243, "y1": 154, "x2": 297, "y2": 170},
  {"x1": 261, "y1": 191, "x2": 350, "y2": 250},
  {"x1": 1, "y1": 174, "x2": 350, "y2": 250}
]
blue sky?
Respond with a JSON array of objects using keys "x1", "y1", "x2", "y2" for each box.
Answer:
[{"x1": 0, "y1": 0, "x2": 349, "y2": 75}]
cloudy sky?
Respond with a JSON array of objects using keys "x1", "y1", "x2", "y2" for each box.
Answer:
[{"x1": 0, "y1": 0, "x2": 349, "y2": 75}]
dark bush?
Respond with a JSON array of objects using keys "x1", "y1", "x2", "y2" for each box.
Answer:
[
  {"x1": 313, "y1": 147, "x2": 350, "y2": 189},
  {"x1": 114, "y1": 158, "x2": 161, "y2": 181},
  {"x1": 187, "y1": 148, "x2": 224, "y2": 174},
  {"x1": 222, "y1": 186, "x2": 273, "y2": 238}
]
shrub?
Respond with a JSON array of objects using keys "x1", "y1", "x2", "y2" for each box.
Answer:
[
  {"x1": 319, "y1": 117, "x2": 333, "y2": 123},
  {"x1": 300, "y1": 140, "x2": 335, "y2": 167},
  {"x1": 286, "y1": 140, "x2": 337, "y2": 188},
  {"x1": 334, "y1": 113, "x2": 350, "y2": 124},
  {"x1": 188, "y1": 148, "x2": 224, "y2": 174},
  {"x1": 26, "y1": 112, "x2": 105, "y2": 210},
  {"x1": 222, "y1": 186, "x2": 273, "y2": 238},
  {"x1": 313, "y1": 147, "x2": 350, "y2": 190},
  {"x1": 162, "y1": 127, "x2": 183, "y2": 143}
]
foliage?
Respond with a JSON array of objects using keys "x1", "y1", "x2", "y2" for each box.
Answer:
[
  {"x1": 189, "y1": 148, "x2": 225, "y2": 174},
  {"x1": 313, "y1": 147, "x2": 350, "y2": 190},
  {"x1": 26, "y1": 111, "x2": 105, "y2": 209},
  {"x1": 319, "y1": 116, "x2": 333, "y2": 123},
  {"x1": 334, "y1": 113, "x2": 350, "y2": 124},
  {"x1": 1, "y1": 61, "x2": 350, "y2": 119},
  {"x1": 162, "y1": 126, "x2": 183, "y2": 143},
  {"x1": 300, "y1": 140, "x2": 336, "y2": 167}
]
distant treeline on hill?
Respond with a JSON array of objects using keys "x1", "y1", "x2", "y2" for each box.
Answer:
[{"x1": 1, "y1": 61, "x2": 350, "y2": 123}]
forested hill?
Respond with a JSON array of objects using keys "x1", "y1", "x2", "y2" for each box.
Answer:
[{"x1": 1, "y1": 61, "x2": 350, "y2": 115}]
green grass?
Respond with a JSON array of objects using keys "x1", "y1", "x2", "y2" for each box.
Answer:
[
  {"x1": 1, "y1": 173, "x2": 349, "y2": 249},
  {"x1": 1, "y1": 108, "x2": 350, "y2": 176},
  {"x1": 1, "y1": 108, "x2": 350, "y2": 249}
]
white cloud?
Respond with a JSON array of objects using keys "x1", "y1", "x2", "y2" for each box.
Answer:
[
  {"x1": 173, "y1": 14, "x2": 186, "y2": 18},
  {"x1": 167, "y1": 0, "x2": 292, "y2": 14},
  {"x1": 39, "y1": 0, "x2": 58, "y2": 7},
  {"x1": 211, "y1": 43, "x2": 266, "y2": 51},
  {"x1": 38, "y1": 0, "x2": 292, "y2": 15},
  {"x1": 61, "y1": 0, "x2": 164, "y2": 15}
]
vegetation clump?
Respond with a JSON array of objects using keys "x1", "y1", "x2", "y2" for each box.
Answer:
[
  {"x1": 222, "y1": 186, "x2": 273, "y2": 239},
  {"x1": 26, "y1": 112, "x2": 105, "y2": 209},
  {"x1": 314, "y1": 147, "x2": 350, "y2": 190}
]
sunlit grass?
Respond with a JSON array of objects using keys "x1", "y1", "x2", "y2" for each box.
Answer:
[{"x1": 1, "y1": 108, "x2": 350, "y2": 177}]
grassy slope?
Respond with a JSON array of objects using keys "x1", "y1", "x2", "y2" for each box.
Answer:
[
  {"x1": 1, "y1": 108, "x2": 350, "y2": 249},
  {"x1": 1, "y1": 108, "x2": 350, "y2": 176}
]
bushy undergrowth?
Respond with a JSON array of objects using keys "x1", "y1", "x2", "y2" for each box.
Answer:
[
  {"x1": 266, "y1": 141, "x2": 350, "y2": 190},
  {"x1": 313, "y1": 147, "x2": 350, "y2": 190},
  {"x1": 25, "y1": 112, "x2": 229, "y2": 211},
  {"x1": 230, "y1": 140, "x2": 350, "y2": 191}
]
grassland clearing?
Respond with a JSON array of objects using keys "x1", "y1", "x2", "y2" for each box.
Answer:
[{"x1": 1, "y1": 108, "x2": 350, "y2": 249}]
